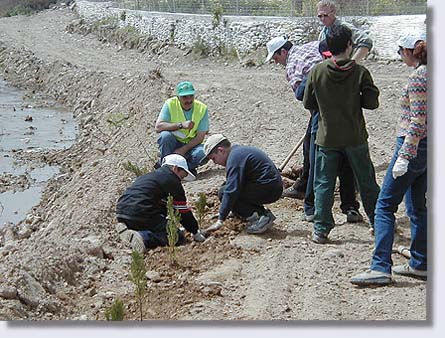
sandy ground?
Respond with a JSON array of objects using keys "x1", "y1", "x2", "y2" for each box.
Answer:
[{"x1": 0, "y1": 5, "x2": 427, "y2": 321}]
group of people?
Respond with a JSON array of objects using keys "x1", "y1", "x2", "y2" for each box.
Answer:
[{"x1": 115, "y1": 0, "x2": 427, "y2": 287}]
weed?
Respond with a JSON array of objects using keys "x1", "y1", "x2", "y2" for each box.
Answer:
[
  {"x1": 105, "y1": 298, "x2": 125, "y2": 320},
  {"x1": 107, "y1": 112, "x2": 128, "y2": 127},
  {"x1": 129, "y1": 250, "x2": 147, "y2": 321},
  {"x1": 211, "y1": 0, "x2": 224, "y2": 29},
  {"x1": 120, "y1": 10, "x2": 126, "y2": 21},
  {"x1": 192, "y1": 37, "x2": 211, "y2": 56},
  {"x1": 150, "y1": 67, "x2": 163, "y2": 79},
  {"x1": 122, "y1": 160, "x2": 149, "y2": 177},
  {"x1": 166, "y1": 195, "x2": 180, "y2": 265}
]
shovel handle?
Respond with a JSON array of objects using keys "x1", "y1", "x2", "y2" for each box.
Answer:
[{"x1": 278, "y1": 134, "x2": 306, "y2": 172}]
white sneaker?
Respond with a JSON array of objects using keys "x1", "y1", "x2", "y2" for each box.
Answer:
[
  {"x1": 115, "y1": 222, "x2": 146, "y2": 254},
  {"x1": 193, "y1": 230, "x2": 206, "y2": 242}
]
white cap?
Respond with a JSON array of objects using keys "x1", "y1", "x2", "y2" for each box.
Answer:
[
  {"x1": 397, "y1": 30, "x2": 426, "y2": 49},
  {"x1": 162, "y1": 154, "x2": 196, "y2": 181},
  {"x1": 202, "y1": 134, "x2": 228, "y2": 159},
  {"x1": 265, "y1": 36, "x2": 288, "y2": 62}
]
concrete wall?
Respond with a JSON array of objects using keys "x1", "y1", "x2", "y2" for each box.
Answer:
[{"x1": 75, "y1": 0, "x2": 426, "y2": 59}]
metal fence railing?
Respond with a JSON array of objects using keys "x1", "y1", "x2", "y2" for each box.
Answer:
[{"x1": 95, "y1": 0, "x2": 427, "y2": 17}]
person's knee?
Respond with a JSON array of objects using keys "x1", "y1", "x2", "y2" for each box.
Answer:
[{"x1": 157, "y1": 131, "x2": 176, "y2": 145}]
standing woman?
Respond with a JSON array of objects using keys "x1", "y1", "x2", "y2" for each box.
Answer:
[{"x1": 351, "y1": 31, "x2": 427, "y2": 286}]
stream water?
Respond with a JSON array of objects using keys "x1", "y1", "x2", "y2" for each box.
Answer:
[{"x1": 0, "y1": 78, "x2": 78, "y2": 227}]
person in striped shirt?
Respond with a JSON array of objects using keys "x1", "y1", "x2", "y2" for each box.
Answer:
[{"x1": 351, "y1": 30, "x2": 427, "y2": 286}]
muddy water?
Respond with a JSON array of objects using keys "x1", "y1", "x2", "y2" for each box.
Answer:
[{"x1": 0, "y1": 78, "x2": 78, "y2": 227}]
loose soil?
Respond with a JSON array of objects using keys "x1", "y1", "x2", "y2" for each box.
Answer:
[{"x1": 0, "y1": 5, "x2": 426, "y2": 321}]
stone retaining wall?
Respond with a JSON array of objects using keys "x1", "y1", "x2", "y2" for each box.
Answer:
[{"x1": 76, "y1": 0, "x2": 426, "y2": 59}]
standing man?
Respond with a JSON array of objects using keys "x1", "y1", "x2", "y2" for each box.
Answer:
[
  {"x1": 115, "y1": 154, "x2": 206, "y2": 254},
  {"x1": 202, "y1": 134, "x2": 283, "y2": 235},
  {"x1": 155, "y1": 81, "x2": 209, "y2": 175},
  {"x1": 317, "y1": 0, "x2": 373, "y2": 63},
  {"x1": 303, "y1": 25, "x2": 380, "y2": 244},
  {"x1": 265, "y1": 36, "x2": 362, "y2": 223},
  {"x1": 265, "y1": 36, "x2": 321, "y2": 200}
]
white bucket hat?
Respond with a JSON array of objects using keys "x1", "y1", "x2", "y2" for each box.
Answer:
[
  {"x1": 265, "y1": 36, "x2": 288, "y2": 62},
  {"x1": 397, "y1": 30, "x2": 426, "y2": 49},
  {"x1": 162, "y1": 154, "x2": 196, "y2": 181}
]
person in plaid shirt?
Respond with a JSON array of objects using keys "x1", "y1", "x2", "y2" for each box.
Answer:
[{"x1": 265, "y1": 36, "x2": 362, "y2": 224}]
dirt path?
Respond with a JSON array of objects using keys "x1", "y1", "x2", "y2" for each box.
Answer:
[{"x1": 0, "y1": 6, "x2": 426, "y2": 322}]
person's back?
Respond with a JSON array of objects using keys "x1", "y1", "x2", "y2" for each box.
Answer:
[
  {"x1": 303, "y1": 23, "x2": 379, "y2": 148},
  {"x1": 227, "y1": 145, "x2": 282, "y2": 185},
  {"x1": 304, "y1": 58, "x2": 379, "y2": 148},
  {"x1": 116, "y1": 166, "x2": 181, "y2": 227},
  {"x1": 301, "y1": 24, "x2": 380, "y2": 244}
]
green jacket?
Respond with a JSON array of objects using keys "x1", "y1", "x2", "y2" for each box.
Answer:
[{"x1": 303, "y1": 58, "x2": 379, "y2": 147}]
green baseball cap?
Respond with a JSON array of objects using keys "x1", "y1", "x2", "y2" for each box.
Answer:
[{"x1": 176, "y1": 81, "x2": 196, "y2": 96}]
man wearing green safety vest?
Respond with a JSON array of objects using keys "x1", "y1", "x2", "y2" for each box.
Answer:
[{"x1": 155, "y1": 81, "x2": 210, "y2": 176}]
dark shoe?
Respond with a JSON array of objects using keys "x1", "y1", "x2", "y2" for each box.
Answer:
[
  {"x1": 282, "y1": 186, "x2": 305, "y2": 199},
  {"x1": 245, "y1": 211, "x2": 260, "y2": 224},
  {"x1": 303, "y1": 213, "x2": 315, "y2": 222},
  {"x1": 154, "y1": 161, "x2": 161, "y2": 170},
  {"x1": 346, "y1": 209, "x2": 364, "y2": 223},
  {"x1": 350, "y1": 269, "x2": 392, "y2": 286},
  {"x1": 311, "y1": 231, "x2": 329, "y2": 244},
  {"x1": 393, "y1": 263, "x2": 427, "y2": 278},
  {"x1": 246, "y1": 210, "x2": 275, "y2": 234}
]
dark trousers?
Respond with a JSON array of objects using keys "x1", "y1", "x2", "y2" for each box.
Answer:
[
  {"x1": 219, "y1": 181, "x2": 283, "y2": 218},
  {"x1": 292, "y1": 117, "x2": 312, "y2": 192},
  {"x1": 117, "y1": 217, "x2": 186, "y2": 248},
  {"x1": 313, "y1": 143, "x2": 380, "y2": 235},
  {"x1": 303, "y1": 114, "x2": 359, "y2": 216}
]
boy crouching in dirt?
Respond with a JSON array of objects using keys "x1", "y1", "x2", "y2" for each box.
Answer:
[
  {"x1": 201, "y1": 134, "x2": 283, "y2": 235},
  {"x1": 302, "y1": 25, "x2": 380, "y2": 244},
  {"x1": 115, "y1": 154, "x2": 206, "y2": 254}
]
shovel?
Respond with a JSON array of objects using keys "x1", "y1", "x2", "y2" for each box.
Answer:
[{"x1": 277, "y1": 134, "x2": 306, "y2": 172}]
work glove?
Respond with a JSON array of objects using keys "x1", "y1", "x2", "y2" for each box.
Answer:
[
  {"x1": 193, "y1": 230, "x2": 206, "y2": 243},
  {"x1": 203, "y1": 220, "x2": 223, "y2": 235},
  {"x1": 392, "y1": 157, "x2": 409, "y2": 179}
]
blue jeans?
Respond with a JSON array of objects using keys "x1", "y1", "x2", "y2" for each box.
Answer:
[
  {"x1": 371, "y1": 137, "x2": 427, "y2": 274},
  {"x1": 157, "y1": 131, "x2": 205, "y2": 170}
]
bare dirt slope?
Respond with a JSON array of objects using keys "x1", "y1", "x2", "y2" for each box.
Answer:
[{"x1": 0, "y1": 6, "x2": 426, "y2": 321}]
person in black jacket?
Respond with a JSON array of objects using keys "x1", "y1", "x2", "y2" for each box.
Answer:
[{"x1": 115, "y1": 154, "x2": 206, "y2": 253}]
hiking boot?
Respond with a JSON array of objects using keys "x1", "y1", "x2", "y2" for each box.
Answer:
[
  {"x1": 246, "y1": 210, "x2": 275, "y2": 234},
  {"x1": 115, "y1": 222, "x2": 146, "y2": 254},
  {"x1": 246, "y1": 211, "x2": 260, "y2": 225},
  {"x1": 350, "y1": 269, "x2": 392, "y2": 286},
  {"x1": 282, "y1": 186, "x2": 305, "y2": 199},
  {"x1": 311, "y1": 231, "x2": 329, "y2": 244},
  {"x1": 393, "y1": 263, "x2": 427, "y2": 278},
  {"x1": 346, "y1": 209, "x2": 364, "y2": 223}
]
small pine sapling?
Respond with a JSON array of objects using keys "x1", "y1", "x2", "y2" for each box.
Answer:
[
  {"x1": 129, "y1": 250, "x2": 147, "y2": 321},
  {"x1": 105, "y1": 298, "x2": 125, "y2": 321},
  {"x1": 166, "y1": 194, "x2": 180, "y2": 265}
]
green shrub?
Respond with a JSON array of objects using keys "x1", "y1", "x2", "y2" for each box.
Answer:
[
  {"x1": 105, "y1": 298, "x2": 125, "y2": 321},
  {"x1": 166, "y1": 195, "x2": 180, "y2": 265},
  {"x1": 122, "y1": 160, "x2": 149, "y2": 177},
  {"x1": 129, "y1": 250, "x2": 147, "y2": 321}
]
